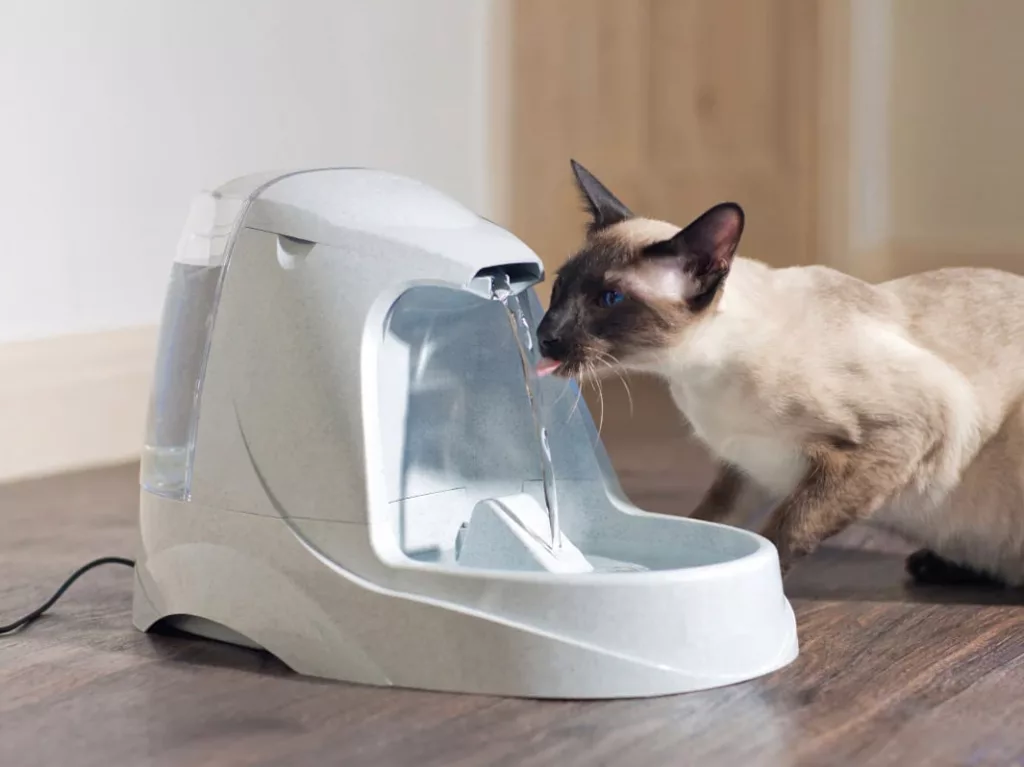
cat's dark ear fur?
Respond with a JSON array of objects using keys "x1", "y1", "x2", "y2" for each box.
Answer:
[
  {"x1": 624, "y1": 203, "x2": 744, "y2": 309},
  {"x1": 570, "y1": 159, "x2": 633, "y2": 232},
  {"x1": 647, "y1": 202, "x2": 745, "y2": 272}
]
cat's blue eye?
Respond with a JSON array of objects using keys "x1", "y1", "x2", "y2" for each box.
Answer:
[{"x1": 599, "y1": 290, "x2": 625, "y2": 307}]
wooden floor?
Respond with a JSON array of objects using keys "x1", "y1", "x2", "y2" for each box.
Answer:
[{"x1": 3, "y1": 414, "x2": 1024, "y2": 766}]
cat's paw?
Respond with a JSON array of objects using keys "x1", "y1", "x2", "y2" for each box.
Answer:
[{"x1": 905, "y1": 549, "x2": 1005, "y2": 588}]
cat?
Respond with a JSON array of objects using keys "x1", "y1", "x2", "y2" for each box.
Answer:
[{"x1": 535, "y1": 159, "x2": 1024, "y2": 587}]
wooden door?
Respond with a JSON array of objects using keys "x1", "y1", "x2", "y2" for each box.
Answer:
[
  {"x1": 510, "y1": 0, "x2": 824, "y2": 305},
  {"x1": 508, "y1": 0, "x2": 833, "y2": 445}
]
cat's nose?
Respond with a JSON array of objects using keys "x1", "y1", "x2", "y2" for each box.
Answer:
[
  {"x1": 537, "y1": 314, "x2": 571, "y2": 359},
  {"x1": 538, "y1": 332, "x2": 567, "y2": 360}
]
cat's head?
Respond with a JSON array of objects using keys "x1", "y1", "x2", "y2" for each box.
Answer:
[{"x1": 536, "y1": 160, "x2": 745, "y2": 378}]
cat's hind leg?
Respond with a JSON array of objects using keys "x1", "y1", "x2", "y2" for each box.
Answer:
[
  {"x1": 905, "y1": 549, "x2": 1006, "y2": 588},
  {"x1": 900, "y1": 399, "x2": 1024, "y2": 588}
]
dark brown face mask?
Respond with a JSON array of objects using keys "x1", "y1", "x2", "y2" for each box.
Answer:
[{"x1": 535, "y1": 160, "x2": 745, "y2": 379}]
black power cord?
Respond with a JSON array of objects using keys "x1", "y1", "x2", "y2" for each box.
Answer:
[{"x1": 0, "y1": 556, "x2": 135, "y2": 635}]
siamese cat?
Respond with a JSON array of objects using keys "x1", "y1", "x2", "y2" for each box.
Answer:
[{"x1": 536, "y1": 159, "x2": 1024, "y2": 587}]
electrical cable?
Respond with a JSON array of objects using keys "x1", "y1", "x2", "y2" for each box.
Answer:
[{"x1": 0, "y1": 556, "x2": 135, "y2": 635}]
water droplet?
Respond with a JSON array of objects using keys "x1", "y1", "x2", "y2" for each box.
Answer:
[{"x1": 520, "y1": 314, "x2": 533, "y2": 350}]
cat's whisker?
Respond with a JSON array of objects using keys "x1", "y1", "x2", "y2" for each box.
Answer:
[
  {"x1": 550, "y1": 377, "x2": 573, "y2": 408},
  {"x1": 595, "y1": 365, "x2": 606, "y2": 437},
  {"x1": 568, "y1": 372, "x2": 584, "y2": 423},
  {"x1": 600, "y1": 352, "x2": 634, "y2": 417}
]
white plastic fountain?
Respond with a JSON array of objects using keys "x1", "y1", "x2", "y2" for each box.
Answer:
[{"x1": 133, "y1": 167, "x2": 798, "y2": 699}]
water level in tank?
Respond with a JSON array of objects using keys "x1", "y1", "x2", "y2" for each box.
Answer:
[
  {"x1": 491, "y1": 275, "x2": 561, "y2": 549},
  {"x1": 141, "y1": 262, "x2": 224, "y2": 499}
]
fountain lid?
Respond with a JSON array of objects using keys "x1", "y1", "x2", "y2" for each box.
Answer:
[{"x1": 176, "y1": 168, "x2": 542, "y2": 283}]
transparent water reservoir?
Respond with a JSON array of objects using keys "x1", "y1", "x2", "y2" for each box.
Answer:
[{"x1": 141, "y1": 262, "x2": 224, "y2": 498}]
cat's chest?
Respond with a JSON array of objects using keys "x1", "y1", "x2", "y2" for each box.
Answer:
[{"x1": 669, "y1": 377, "x2": 806, "y2": 498}]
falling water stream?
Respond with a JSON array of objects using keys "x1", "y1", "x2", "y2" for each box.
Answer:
[{"x1": 491, "y1": 274, "x2": 561, "y2": 550}]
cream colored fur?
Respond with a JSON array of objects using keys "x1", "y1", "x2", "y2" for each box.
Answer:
[{"x1": 639, "y1": 255, "x2": 1024, "y2": 584}]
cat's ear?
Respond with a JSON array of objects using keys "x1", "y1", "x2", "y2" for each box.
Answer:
[
  {"x1": 570, "y1": 159, "x2": 633, "y2": 232},
  {"x1": 619, "y1": 203, "x2": 744, "y2": 308},
  {"x1": 654, "y1": 202, "x2": 745, "y2": 271}
]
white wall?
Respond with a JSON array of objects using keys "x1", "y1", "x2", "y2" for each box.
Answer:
[
  {"x1": 0, "y1": 0, "x2": 505, "y2": 480},
  {"x1": 0, "y1": 0, "x2": 500, "y2": 344}
]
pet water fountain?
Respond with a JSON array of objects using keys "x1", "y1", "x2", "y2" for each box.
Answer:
[{"x1": 133, "y1": 167, "x2": 798, "y2": 699}]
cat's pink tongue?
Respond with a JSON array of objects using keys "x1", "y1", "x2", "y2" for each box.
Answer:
[{"x1": 536, "y1": 358, "x2": 562, "y2": 378}]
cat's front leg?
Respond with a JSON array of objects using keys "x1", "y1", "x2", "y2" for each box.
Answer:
[
  {"x1": 690, "y1": 464, "x2": 747, "y2": 522},
  {"x1": 758, "y1": 441, "x2": 918, "y2": 574}
]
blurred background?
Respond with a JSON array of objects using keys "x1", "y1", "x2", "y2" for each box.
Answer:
[{"x1": 2, "y1": 0, "x2": 1023, "y2": 486}]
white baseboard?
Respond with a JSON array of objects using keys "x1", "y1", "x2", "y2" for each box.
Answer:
[{"x1": 0, "y1": 326, "x2": 158, "y2": 483}]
